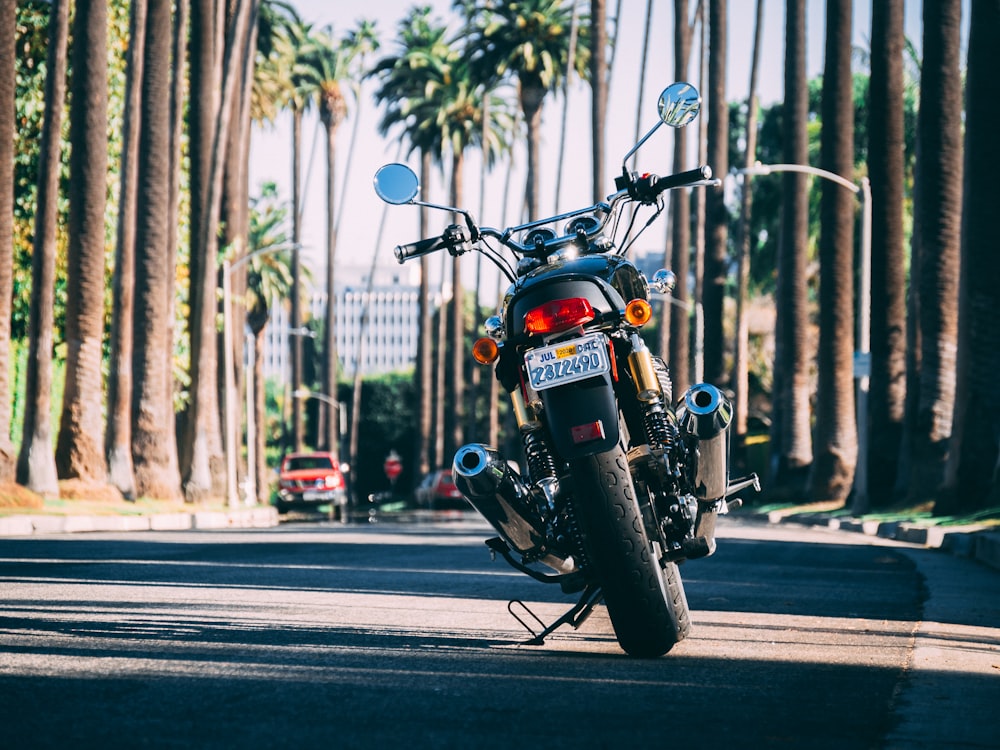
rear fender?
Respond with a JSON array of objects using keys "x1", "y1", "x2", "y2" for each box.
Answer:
[{"x1": 541, "y1": 374, "x2": 620, "y2": 459}]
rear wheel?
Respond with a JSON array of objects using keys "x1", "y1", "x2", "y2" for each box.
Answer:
[{"x1": 570, "y1": 445, "x2": 690, "y2": 657}]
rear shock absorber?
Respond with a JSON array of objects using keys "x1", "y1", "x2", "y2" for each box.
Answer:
[
  {"x1": 627, "y1": 338, "x2": 678, "y2": 451},
  {"x1": 523, "y1": 428, "x2": 558, "y2": 485},
  {"x1": 510, "y1": 387, "x2": 559, "y2": 504}
]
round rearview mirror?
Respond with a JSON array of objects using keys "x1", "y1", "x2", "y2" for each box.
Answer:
[
  {"x1": 657, "y1": 82, "x2": 701, "y2": 128},
  {"x1": 373, "y1": 163, "x2": 420, "y2": 204}
]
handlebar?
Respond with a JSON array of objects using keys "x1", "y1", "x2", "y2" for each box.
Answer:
[
  {"x1": 394, "y1": 223, "x2": 472, "y2": 263},
  {"x1": 652, "y1": 165, "x2": 714, "y2": 194},
  {"x1": 394, "y1": 235, "x2": 448, "y2": 262},
  {"x1": 393, "y1": 164, "x2": 715, "y2": 265}
]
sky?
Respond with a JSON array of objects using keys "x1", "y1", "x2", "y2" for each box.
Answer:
[{"x1": 247, "y1": 0, "x2": 943, "y2": 304}]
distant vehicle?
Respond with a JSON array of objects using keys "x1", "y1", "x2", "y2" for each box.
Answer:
[
  {"x1": 414, "y1": 469, "x2": 466, "y2": 510},
  {"x1": 276, "y1": 452, "x2": 347, "y2": 515}
]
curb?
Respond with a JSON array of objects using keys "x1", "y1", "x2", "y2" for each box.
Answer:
[
  {"x1": 0, "y1": 506, "x2": 279, "y2": 537},
  {"x1": 762, "y1": 509, "x2": 1000, "y2": 573}
]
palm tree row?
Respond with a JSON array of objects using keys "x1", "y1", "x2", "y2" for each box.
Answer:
[{"x1": 2, "y1": 0, "x2": 997, "y2": 516}]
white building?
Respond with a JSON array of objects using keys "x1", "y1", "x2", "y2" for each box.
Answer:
[{"x1": 262, "y1": 284, "x2": 433, "y2": 381}]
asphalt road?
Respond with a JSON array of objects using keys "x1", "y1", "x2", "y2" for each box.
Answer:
[{"x1": 1, "y1": 515, "x2": 997, "y2": 749}]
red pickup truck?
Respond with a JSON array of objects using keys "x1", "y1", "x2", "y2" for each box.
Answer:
[{"x1": 276, "y1": 452, "x2": 347, "y2": 514}]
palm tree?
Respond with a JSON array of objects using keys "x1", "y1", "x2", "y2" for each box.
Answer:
[
  {"x1": 463, "y1": 0, "x2": 590, "y2": 220},
  {"x1": 665, "y1": 0, "x2": 697, "y2": 396},
  {"x1": 297, "y1": 24, "x2": 370, "y2": 455},
  {"x1": 907, "y1": 0, "x2": 962, "y2": 505},
  {"x1": 0, "y1": 0, "x2": 17, "y2": 483},
  {"x1": 246, "y1": 183, "x2": 295, "y2": 503},
  {"x1": 17, "y1": 0, "x2": 68, "y2": 498},
  {"x1": 770, "y1": 0, "x2": 812, "y2": 495},
  {"x1": 702, "y1": 0, "x2": 728, "y2": 387},
  {"x1": 733, "y1": 0, "x2": 764, "y2": 442},
  {"x1": 372, "y1": 7, "x2": 459, "y2": 474},
  {"x1": 132, "y1": 0, "x2": 182, "y2": 501},
  {"x1": 56, "y1": 0, "x2": 110, "y2": 486},
  {"x1": 589, "y1": 0, "x2": 607, "y2": 201},
  {"x1": 942, "y1": 0, "x2": 1000, "y2": 512},
  {"x1": 808, "y1": 0, "x2": 855, "y2": 504},
  {"x1": 281, "y1": 19, "x2": 319, "y2": 453},
  {"x1": 183, "y1": 0, "x2": 227, "y2": 501},
  {"x1": 105, "y1": 0, "x2": 147, "y2": 501},
  {"x1": 863, "y1": 0, "x2": 906, "y2": 512},
  {"x1": 417, "y1": 43, "x2": 513, "y2": 455}
]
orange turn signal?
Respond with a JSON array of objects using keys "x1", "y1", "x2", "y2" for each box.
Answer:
[
  {"x1": 624, "y1": 298, "x2": 652, "y2": 327},
  {"x1": 472, "y1": 337, "x2": 500, "y2": 364}
]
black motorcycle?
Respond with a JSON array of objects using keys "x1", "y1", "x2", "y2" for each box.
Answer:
[{"x1": 373, "y1": 82, "x2": 759, "y2": 657}]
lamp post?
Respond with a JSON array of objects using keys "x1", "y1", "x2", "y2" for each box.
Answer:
[
  {"x1": 736, "y1": 163, "x2": 872, "y2": 510},
  {"x1": 221, "y1": 243, "x2": 300, "y2": 507},
  {"x1": 292, "y1": 388, "x2": 347, "y2": 468}
]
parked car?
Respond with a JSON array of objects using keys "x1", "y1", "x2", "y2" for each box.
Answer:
[
  {"x1": 276, "y1": 452, "x2": 347, "y2": 514},
  {"x1": 414, "y1": 469, "x2": 466, "y2": 510}
]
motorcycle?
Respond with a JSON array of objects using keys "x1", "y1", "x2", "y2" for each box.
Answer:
[{"x1": 373, "y1": 82, "x2": 760, "y2": 657}]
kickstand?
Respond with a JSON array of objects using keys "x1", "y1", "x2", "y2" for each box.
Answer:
[{"x1": 507, "y1": 584, "x2": 604, "y2": 646}]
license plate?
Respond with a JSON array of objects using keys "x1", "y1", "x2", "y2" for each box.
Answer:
[
  {"x1": 303, "y1": 490, "x2": 332, "y2": 501},
  {"x1": 524, "y1": 333, "x2": 610, "y2": 391}
]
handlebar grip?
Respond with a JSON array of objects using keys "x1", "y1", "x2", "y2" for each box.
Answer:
[
  {"x1": 394, "y1": 235, "x2": 445, "y2": 263},
  {"x1": 653, "y1": 165, "x2": 714, "y2": 193}
]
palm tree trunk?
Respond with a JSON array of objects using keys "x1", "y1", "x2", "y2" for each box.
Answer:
[
  {"x1": 56, "y1": 0, "x2": 110, "y2": 485},
  {"x1": 290, "y1": 105, "x2": 304, "y2": 452},
  {"x1": 106, "y1": 0, "x2": 147, "y2": 500},
  {"x1": 703, "y1": 0, "x2": 728, "y2": 387},
  {"x1": 908, "y1": 0, "x2": 962, "y2": 505},
  {"x1": 942, "y1": 0, "x2": 1000, "y2": 512},
  {"x1": 590, "y1": 0, "x2": 607, "y2": 202},
  {"x1": 252, "y1": 326, "x2": 268, "y2": 503},
  {"x1": 733, "y1": 0, "x2": 764, "y2": 442},
  {"x1": 323, "y1": 118, "x2": 340, "y2": 455},
  {"x1": 771, "y1": 0, "x2": 813, "y2": 494},
  {"x1": 864, "y1": 0, "x2": 906, "y2": 511},
  {"x1": 219, "y1": 0, "x2": 258, "y2": 490},
  {"x1": 434, "y1": 253, "x2": 447, "y2": 468},
  {"x1": 808, "y1": 0, "x2": 856, "y2": 505},
  {"x1": 183, "y1": 0, "x2": 226, "y2": 501},
  {"x1": 0, "y1": 0, "x2": 18, "y2": 482},
  {"x1": 17, "y1": 0, "x2": 68, "y2": 498},
  {"x1": 521, "y1": 78, "x2": 544, "y2": 221},
  {"x1": 132, "y1": 0, "x2": 182, "y2": 501},
  {"x1": 418, "y1": 152, "x2": 433, "y2": 477},
  {"x1": 449, "y1": 150, "x2": 465, "y2": 458},
  {"x1": 666, "y1": 0, "x2": 695, "y2": 395}
]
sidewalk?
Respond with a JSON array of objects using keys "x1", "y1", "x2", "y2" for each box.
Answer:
[
  {"x1": 0, "y1": 504, "x2": 279, "y2": 536},
  {"x1": 757, "y1": 505, "x2": 1000, "y2": 572}
]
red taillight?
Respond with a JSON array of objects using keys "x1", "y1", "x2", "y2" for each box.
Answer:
[{"x1": 524, "y1": 298, "x2": 596, "y2": 334}]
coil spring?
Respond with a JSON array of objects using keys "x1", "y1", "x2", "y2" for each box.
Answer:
[
  {"x1": 643, "y1": 405, "x2": 676, "y2": 451},
  {"x1": 523, "y1": 428, "x2": 557, "y2": 485}
]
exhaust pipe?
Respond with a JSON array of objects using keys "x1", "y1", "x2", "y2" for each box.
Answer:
[
  {"x1": 453, "y1": 444, "x2": 575, "y2": 574},
  {"x1": 676, "y1": 383, "x2": 732, "y2": 502}
]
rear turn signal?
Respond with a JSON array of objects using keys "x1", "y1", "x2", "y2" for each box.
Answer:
[
  {"x1": 624, "y1": 298, "x2": 653, "y2": 327},
  {"x1": 472, "y1": 337, "x2": 499, "y2": 364},
  {"x1": 524, "y1": 297, "x2": 596, "y2": 334}
]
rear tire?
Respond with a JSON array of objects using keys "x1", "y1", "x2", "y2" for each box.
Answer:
[{"x1": 570, "y1": 445, "x2": 690, "y2": 657}]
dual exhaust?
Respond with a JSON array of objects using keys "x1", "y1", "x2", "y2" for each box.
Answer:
[{"x1": 454, "y1": 383, "x2": 751, "y2": 565}]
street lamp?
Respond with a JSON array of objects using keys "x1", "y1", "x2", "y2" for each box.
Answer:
[
  {"x1": 292, "y1": 388, "x2": 347, "y2": 462},
  {"x1": 736, "y1": 163, "x2": 872, "y2": 510}
]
